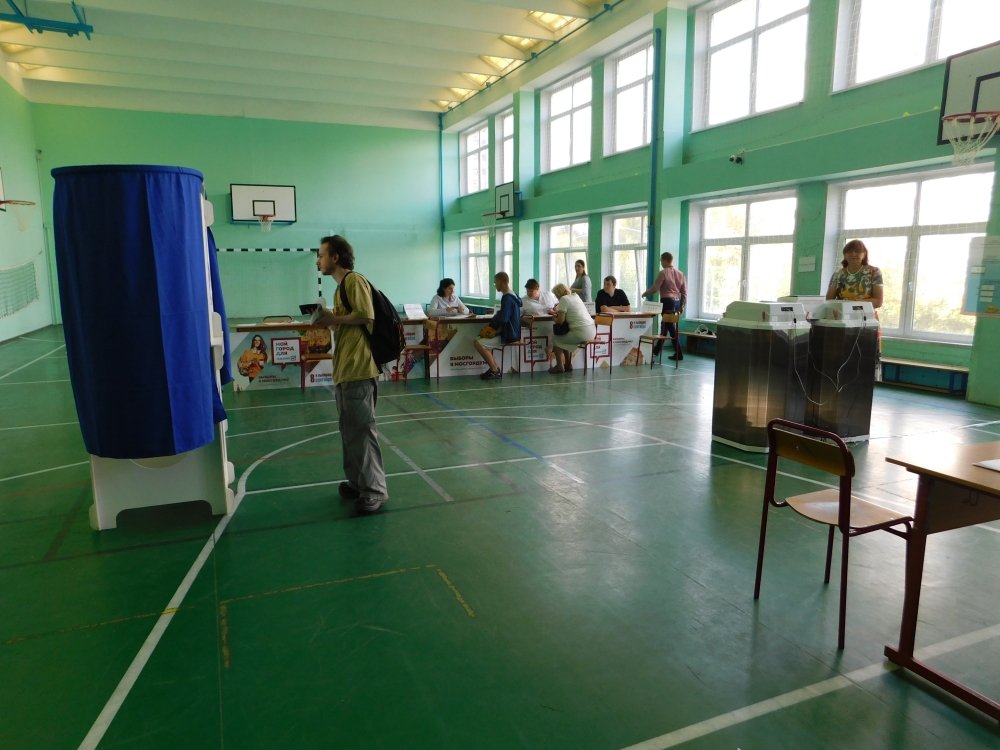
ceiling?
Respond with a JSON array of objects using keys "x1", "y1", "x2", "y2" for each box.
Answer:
[{"x1": 0, "y1": 0, "x2": 649, "y2": 131}]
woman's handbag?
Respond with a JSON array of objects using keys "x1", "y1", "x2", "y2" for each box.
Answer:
[{"x1": 553, "y1": 321, "x2": 570, "y2": 335}]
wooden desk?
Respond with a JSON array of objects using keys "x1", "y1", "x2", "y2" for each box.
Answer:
[{"x1": 885, "y1": 441, "x2": 1000, "y2": 721}]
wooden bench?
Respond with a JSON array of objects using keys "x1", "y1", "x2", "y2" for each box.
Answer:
[{"x1": 879, "y1": 356, "x2": 969, "y2": 396}]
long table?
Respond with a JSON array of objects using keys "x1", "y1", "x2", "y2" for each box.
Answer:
[
  {"x1": 884, "y1": 440, "x2": 1000, "y2": 721},
  {"x1": 232, "y1": 312, "x2": 659, "y2": 387},
  {"x1": 423, "y1": 312, "x2": 658, "y2": 377}
]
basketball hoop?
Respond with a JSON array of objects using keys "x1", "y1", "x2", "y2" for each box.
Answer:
[
  {"x1": 256, "y1": 214, "x2": 274, "y2": 233},
  {"x1": 942, "y1": 111, "x2": 1000, "y2": 166},
  {"x1": 482, "y1": 210, "x2": 506, "y2": 238},
  {"x1": 0, "y1": 199, "x2": 36, "y2": 232}
]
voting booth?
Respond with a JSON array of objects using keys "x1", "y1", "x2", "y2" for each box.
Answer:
[
  {"x1": 52, "y1": 164, "x2": 234, "y2": 529},
  {"x1": 712, "y1": 301, "x2": 810, "y2": 452},
  {"x1": 805, "y1": 300, "x2": 878, "y2": 441}
]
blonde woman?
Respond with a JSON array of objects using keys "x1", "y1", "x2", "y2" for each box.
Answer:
[{"x1": 547, "y1": 283, "x2": 597, "y2": 374}]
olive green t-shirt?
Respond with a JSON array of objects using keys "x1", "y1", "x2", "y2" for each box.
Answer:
[{"x1": 333, "y1": 272, "x2": 380, "y2": 384}]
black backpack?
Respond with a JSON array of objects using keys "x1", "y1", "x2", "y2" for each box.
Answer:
[{"x1": 338, "y1": 271, "x2": 405, "y2": 370}]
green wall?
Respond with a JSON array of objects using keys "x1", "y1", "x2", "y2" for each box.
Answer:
[
  {"x1": 0, "y1": 76, "x2": 50, "y2": 341},
  {"x1": 28, "y1": 105, "x2": 442, "y2": 319},
  {"x1": 438, "y1": 2, "x2": 995, "y2": 403}
]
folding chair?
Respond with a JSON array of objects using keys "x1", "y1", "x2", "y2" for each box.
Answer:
[
  {"x1": 754, "y1": 418, "x2": 912, "y2": 649},
  {"x1": 578, "y1": 314, "x2": 613, "y2": 373},
  {"x1": 638, "y1": 312, "x2": 680, "y2": 369}
]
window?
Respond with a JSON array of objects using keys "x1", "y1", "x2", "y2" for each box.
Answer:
[
  {"x1": 693, "y1": 193, "x2": 797, "y2": 318},
  {"x1": 840, "y1": 0, "x2": 1000, "y2": 87},
  {"x1": 496, "y1": 109, "x2": 515, "y2": 185},
  {"x1": 834, "y1": 166, "x2": 994, "y2": 341},
  {"x1": 542, "y1": 220, "x2": 589, "y2": 291},
  {"x1": 698, "y1": 0, "x2": 809, "y2": 127},
  {"x1": 542, "y1": 71, "x2": 592, "y2": 172},
  {"x1": 606, "y1": 37, "x2": 654, "y2": 155},
  {"x1": 497, "y1": 227, "x2": 513, "y2": 280},
  {"x1": 462, "y1": 231, "x2": 491, "y2": 297},
  {"x1": 604, "y1": 213, "x2": 648, "y2": 307},
  {"x1": 460, "y1": 122, "x2": 489, "y2": 195}
]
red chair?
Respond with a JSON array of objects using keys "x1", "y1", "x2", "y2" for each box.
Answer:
[
  {"x1": 577, "y1": 314, "x2": 614, "y2": 373},
  {"x1": 638, "y1": 312, "x2": 680, "y2": 369}
]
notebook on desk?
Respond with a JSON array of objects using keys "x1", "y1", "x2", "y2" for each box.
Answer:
[{"x1": 974, "y1": 458, "x2": 1000, "y2": 472}]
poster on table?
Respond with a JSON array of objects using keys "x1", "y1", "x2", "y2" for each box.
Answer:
[{"x1": 231, "y1": 327, "x2": 332, "y2": 391}]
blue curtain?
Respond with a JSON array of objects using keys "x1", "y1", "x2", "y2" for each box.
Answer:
[{"x1": 52, "y1": 164, "x2": 226, "y2": 458}]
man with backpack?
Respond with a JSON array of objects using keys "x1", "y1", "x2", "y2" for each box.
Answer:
[{"x1": 312, "y1": 235, "x2": 388, "y2": 513}]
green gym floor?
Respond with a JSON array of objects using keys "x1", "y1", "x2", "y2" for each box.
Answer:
[{"x1": 2, "y1": 326, "x2": 999, "y2": 750}]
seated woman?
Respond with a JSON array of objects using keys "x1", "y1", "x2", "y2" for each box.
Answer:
[
  {"x1": 547, "y1": 283, "x2": 597, "y2": 374},
  {"x1": 428, "y1": 278, "x2": 471, "y2": 317},
  {"x1": 594, "y1": 275, "x2": 631, "y2": 312}
]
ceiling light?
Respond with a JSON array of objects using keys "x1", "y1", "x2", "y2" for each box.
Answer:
[{"x1": 481, "y1": 55, "x2": 518, "y2": 73}]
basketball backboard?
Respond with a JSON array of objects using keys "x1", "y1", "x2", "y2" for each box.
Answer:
[
  {"x1": 938, "y1": 39, "x2": 1000, "y2": 145},
  {"x1": 230, "y1": 183, "x2": 297, "y2": 223},
  {"x1": 495, "y1": 181, "x2": 521, "y2": 218}
]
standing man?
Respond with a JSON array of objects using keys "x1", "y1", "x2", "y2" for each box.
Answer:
[
  {"x1": 642, "y1": 251, "x2": 687, "y2": 361},
  {"x1": 313, "y1": 235, "x2": 388, "y2": 513}
]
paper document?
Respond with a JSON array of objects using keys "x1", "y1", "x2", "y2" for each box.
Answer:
[{"x1": 974, "y1": 458, "x2": 1000, "y2": 472}]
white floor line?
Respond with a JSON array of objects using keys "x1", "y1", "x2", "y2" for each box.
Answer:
[
  {"x1": 0, "y1": 345, "x2": 65, "y2": 381},
  {"x1": 380, "y1": 433, "x2": 456, "y2": 503},
  {"x1": 17, "y1": 334, "x2": 66, "y2": 344},
  {"x1": 0, "y1": 378, "x2": 71, "y2": 386},
  {"x1": 74, "y1": 408, "x2": 1000, "y2": 746},
  {"x1": 0, "y1": 460, "x2": 89, "y2": 483},
  {"x1": 618, "y1": 623, "x2": 1000, "y2": 750},
  {"x1": 0, "y1": 420, "x2": 78, "y2": 431},
  {"x1": 77, "y1": 435, "x2": 316, "y2": 750}
]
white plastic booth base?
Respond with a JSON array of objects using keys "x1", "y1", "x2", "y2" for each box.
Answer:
[
  {"x1": 85, "y1": 197, "x2": 235, "y2": 530},
  {"x1": 88, "y1": 422, "x2": 236, "y2": 530}
]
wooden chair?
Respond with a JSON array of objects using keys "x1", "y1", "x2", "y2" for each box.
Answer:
[
  {"x1": 754, "y1": 418, "x2": 912, "y2": 649},
  {"x1": 263, "y1": 314, "x2": 294, "y2": 323},
  {"x1": 398, "y1": 342, "x2": 433, "y2": 381},
  {"x1": 638, "y1": 312, "x2": 680, "y2": 369},
  {"x1": 577, "y1": 314, "x2": 614, "y2": 373},
  {"x1": 487, "y1": 317, "x2": 536, "y2": 377}
]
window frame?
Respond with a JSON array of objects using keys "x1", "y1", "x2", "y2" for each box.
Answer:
[
  {"x1": 835, "y1": 0, "x2": 1000, "y2": 90},
  {"x1": 497, "y1": 226, "x2": 514, "y2": 280},
  {"x1": 689, "y1": 189, "x2": 799, "y2": 320},
  {"x1": 496, "y1": 109, "x2": 515, "y2": 186},
  {"x1": 831, "y1": 164, "x2": 994, "y2": 343},
  {"x1": 604, "y1": 35, "x2": 655, "y2": 156},
  {"x1": 694, "y1": 0, "x2": 810, "y2": 130},
  {"x1": 461, "y1": 230, "x2": 491, "y2": 299},
  {"x1": 541, "y1": 68, "x2": 593, "y2": 174},
  {"x1": 602, "y1": 211, "x2": 648, "y2": 309},
  {"x1": 540, "y1": 218, "x2": 589, "y2": 292},
  {"x1": 459, "y1": 121, "x2": 490, "y2": 196}
]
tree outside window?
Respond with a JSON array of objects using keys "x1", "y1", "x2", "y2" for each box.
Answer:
[
  {"x1": 696, "y1": 194, "x2": 796, "y2": 317},
  {"x1": 462, "y1": 231, "x2": 491, "y2": 298},
  {"x1": 836, "y1": 167, "x2": 994, "y2": 340},
  {"x1": 543, "y1": 220, "x2": 589, "y2": 290},
  {"x1": 604, "y1": 213, "x2": 648, "y2": 307}
]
